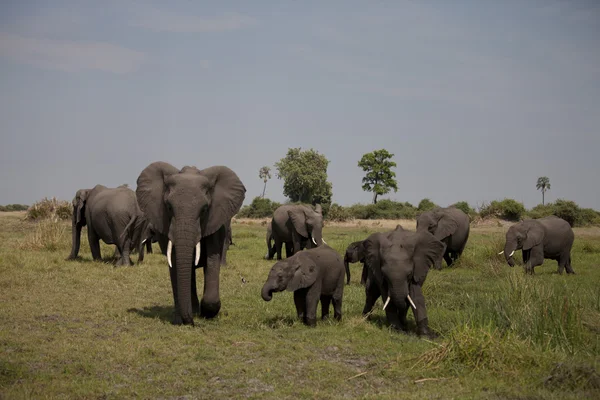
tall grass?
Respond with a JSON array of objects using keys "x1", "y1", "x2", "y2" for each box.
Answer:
[{"x1": 19, "y1": 218, "x2": 69, "y2": 251}]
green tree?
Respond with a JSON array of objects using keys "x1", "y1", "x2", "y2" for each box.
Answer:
[
  {"x1": 259, "y1": 166, "x2": 272, "y2": 199},
  {"x1": 358, "y1": 149, "x2": 398, "y2": 204},
  {"x1": 536, "y1": 176, "x2": 551, "y2": 205},
  {"x1": 418, "y1": 198, "x2": 438, "y2": 212},
  {"x1": 274, "y1": 148, "x2": 333, "y2": 207}
]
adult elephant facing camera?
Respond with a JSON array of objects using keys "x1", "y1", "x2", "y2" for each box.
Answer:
[
  {"x1": 136, "y1": 161, "x2": 246, "y2": 326},
  {"x1": 362, "y1": 227, "x2": 445, "y2": 338},
  {"x1": 416, "y1": 206, "x2": 470, "y2": 270},
  {"x1": 266, "y1": 204, "x2": 325, "y2": 260}
]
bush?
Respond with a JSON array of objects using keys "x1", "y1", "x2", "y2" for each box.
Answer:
[
  {"x1": 479, "y1": 199, "x2": 526, "y2": 221},
  {"x1": 26, "y1": 197, "x2": 71, "y2": 221},
  {"x1": 236, "y1": 197, "x2": 281, "y2": 219},
  {"x1": 326, "y1": 203, "x2": 352, "y2": 222},
  {"x1": 0, "y1": 204, "x2": 29, "y2": 212},
  {"x1": 417, "y1": 198, "x2": 438, "y2": 212},
  {"x1": 347, "y1": 200, "x2": 417, "y2": 220},
  {"x1": 451, "y1": 201, "x2": 477, "y2": 220},
  {"x1": 19, "y1": 218, "x2": 69, "y2": 251},
  {"x1": 528, "y1": 200, "x2": 600, "y2": 227}
]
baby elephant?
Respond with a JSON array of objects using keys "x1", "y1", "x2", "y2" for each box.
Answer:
[
  {"x1": 261, "y1": 245, "x2": 345, "y2": 327},
  {"x1": 343, "y1": 240, "x2": 366, "y2": 285}
]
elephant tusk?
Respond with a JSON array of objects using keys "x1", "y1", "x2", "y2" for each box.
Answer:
[
  {"x1": 383, "y1": 297, "x2": 391, "y2": 310},
  {"x1": 407, "y1": 295, "x2": 417, "y2": 310},
  {"x1": 498, "y1": 251, "x2": 504, "y2": 255},
  {"x1": 312, "y1": 237, "x2": 317, "y2": 246},
  {"x1": 509, "y1": 250, "x2": 515, "y2": 257},
  {"x1": 322, "y1": 238, "x2": 327, "y2": 245},
  {"x1": 167, "y1": 240, "x2": 173, "y2": 268},
  {"x1": 195, "y1": 242, "x2": 201, "y2": 266}
]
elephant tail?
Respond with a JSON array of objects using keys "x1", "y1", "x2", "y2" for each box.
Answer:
[{"x1": 120, "y1": 215, "x2": 138, "y2": 243}]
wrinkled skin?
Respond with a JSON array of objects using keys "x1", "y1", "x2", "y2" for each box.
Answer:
[
  {"x1": 261, "y1": 245, "x2": 345, "y2": 327},
  {"x1": 362, "y1": 226, "x2": 445, "y2": 338},
  {"x1": 502, "y1": 216, "x2": 575, "y2": 275},
  {"x1": 416, "y1": 206, "x2": 470, "y2": 270},
  {"x1": 136, "y1": 162, "x2": 246, "y2": 326},
  {"x1": 343, "y1": 240, "x2": 366, "y2": 285},
  {"x1": 67, "y1": 185, "x2": 150, "y2": 266},
  {"x1": 266, "y1": 204, "x2": 325, "y2": 260}
]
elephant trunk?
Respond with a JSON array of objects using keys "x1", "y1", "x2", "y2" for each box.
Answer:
[
  {"x1": 68, "y1": 220, "x2": 82, "y2": 259},
  {"x1": 312, "y1": 228, "x2": 324, "y2": 247},
  {"x1": 262, "y1": 281, "x2": 275, "y2": 301},
  {"x1": 174, "y1": 239, "x2": 196, "y2": 325},
  {"x1": 387, "y1": 282, "x2": 410, "y2": 311},
  {"x1": 503, "y1": 241, "x2": 518, "y2": 267}
]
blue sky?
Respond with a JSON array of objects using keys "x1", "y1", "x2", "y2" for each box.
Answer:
[{"x1": 1, "y1": 1, "x2": 599, "y2": 210}]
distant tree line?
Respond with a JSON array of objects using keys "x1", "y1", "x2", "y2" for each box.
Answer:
[{"x1": 0, "y1": 204, "x2": 29, "y2": 212}]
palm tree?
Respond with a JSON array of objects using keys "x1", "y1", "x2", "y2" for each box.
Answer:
[
  {"x1": 536, "y1": 176, "x2": 551, "y2": 205},
  {"x1": 259, "y1": 166, "x2": 272, "y2": 198}
]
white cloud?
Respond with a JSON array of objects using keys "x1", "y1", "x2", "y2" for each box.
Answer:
[
  {"x1": 131, "y1": 9, "x2": 256, "y2": 33},
  {"x1": 0, "y1": 33, "x2": 145, "y2": 74}
]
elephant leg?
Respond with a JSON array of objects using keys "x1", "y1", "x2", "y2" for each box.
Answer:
[
  {"x1": 169, "y1": 264, "x2": 182, "y2": 325},
  {"x1": 565, "y1": 255, "x2": 575, "y2": 274},
  {"x1": 525, "y1": 245, "x2": 544, "y2": 275},
  {"x1": 304, "y1": 283, "x2": 322, "y2": 327},
  {"x1": 293, "y1": 289, "x2": 307, "y2": 321},
  {"x1": 443, "y1": 251, "x2": 453, "y2": 267},
  {"x1": 274, "y1": 239, "x2": 283, "y2": 260},
  {"x1": 320, "y1": 295, "x2": 331, "y2": 320},
  {"x1": 88, "y1": 228, "x2": 102, "y2": 261},
  {"x1": 332, "y1": 285, "x2": 343, "y2": 322},
  {"x1": 409, "y1": 284, "x2": 437, "y2": 338},
  {"x1": 191, "y1": 267, "x2": 200, "y2": 315},
  {"x1": 158, "y1": 235, "x2": 168, "y2": 256},
  {"x1": 362, "y1": 278, "x2": 381, "y2": 316},
  {"x1": 200, "y1": 232, "x2": 223, "y2": 319},
  {"x1": 285, "y1": 242, "x2": 293, "y2": 258},
  {"x1": 433, "y1": 242, "x2": 446, "y2": 270},
  {"x1": 291, "y1": 231, "x2": 302, "y2": 255},
  {"x1": 116, "y1": 235, "x2": 133, "y2": 267},
  {"x1": 145, "y1": 240, "x2": 153, "y2": 254}
]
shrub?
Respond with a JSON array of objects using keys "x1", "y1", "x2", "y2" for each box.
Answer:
[
  {"x1": 19, "y1": 218, "x2": 69, "y2": 251},
  {"x1": 552, "y1": 199, "x2": 580, "y2": 227},
  {"x1": 0, "y1": 204, "x2": 29, "y2": 212},
  {"x1": 578, "y1": 208, "x2": 600, "y2": 226},
  {"x1": 529, "y1": 200, "x2": 600, "y2": 227},
  {"x1": 326, "y1": 203, "x2": 352, "y2": 222},
  {"x1": 236, "y1": 197, "x2": 281, "y2": 219},
  {"x1": 528, "y1": 203, "x2": 555, "y2": 220},
  {"x1": 417, "y1": 198, "x2": 438, "y2": 212},
  {"x1": 347, "y1": 200, "x2": 417, "y2": 220},
  {"x1": 479, "y1": 199, "x2": 525, "y2": 221},
  {"x1": 26, "y1": 197, "x2": 71, "y2": 221}
]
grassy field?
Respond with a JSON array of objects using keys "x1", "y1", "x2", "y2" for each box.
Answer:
[{"x1": 1, "y1": 212, "x2": 599, "y2": 399}]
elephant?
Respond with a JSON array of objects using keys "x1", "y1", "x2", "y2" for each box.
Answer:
[
  {"x1": 136, "y1": 161, "x2": 246, "y2": 326},
  {"x1": 343, "y1": 240, "x2": 366, "y2": 285},
  {"x1": 265, "y1": 221, "x2": 309, "y2": 260},
  {"x1": 266, "y1": 204, "x2": 326, "y2": 260},
  {"x1": 221, "y1": 220, "x2": 234, "y2": 266},
  {"x1": 499, "y1": 216, "x2": 575, "y2": 275},
  {"x1": 416, "y1": 206, "x2": 470, "y2": 270},
  {"x1": 261, "y1": 245, "x2": 345, "y2": 327},
  {"x1": 361, "y1": 226, "x2": 445, "y2": 338},
  {"x1": 67, "y1": 185, "x2": 150, "y2": 266}
]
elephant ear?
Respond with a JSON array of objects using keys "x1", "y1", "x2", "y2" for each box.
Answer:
[
  {"x1": 73, "y1": 189, "x2": 89, "y2": 225},
  {"x1": 198, "y1": 166, "x2": 246, "y2": 237},
  {"x1": 136, "y1": 161, "x2": 180, "y2": 236},
  {"x1": 363, "y1": 233, "x2": 387, "y2": 287},
  {"x1": 412, "y1": 231, "x2": 445, "y2": 284},
  {"x1": 523, "y1": 223, "x2": 544, "y2": 250},
  {"x1": 286, "y1": 254, "x2": 319, "y2": 292},
  {"x1": 288, "y1": 208, "x2": 309, "y2": 238},
  {"x1": 434, "y1": 215, "x2": 459, "y2": 241}
]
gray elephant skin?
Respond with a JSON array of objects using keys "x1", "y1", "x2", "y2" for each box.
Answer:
[
  {"x1": 362, "y1": 226, "x2": 445, "y2": 338},
  {"x1": 343, "y1": 240, "x2": 366, "y2": 285},
  {"x1": 261, "y1": 245, "x2": 345, "y2": 327},
  {"x1": 136, "y1": 161, "x2": 246, "y2": 326},
  {"x1": 266, "y1": 204, "x2": 325, "y2": 260},
  {"x1": 500, "y1": 216, "x2": 575, "y2": 275},
  {"x1": 416, "y1": 206, "x2": 470, "y2": 269},
  {"x1": 67, "y1": 185, "x2": 150, "y2": 266}
]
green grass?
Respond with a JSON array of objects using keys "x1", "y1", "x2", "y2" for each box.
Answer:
[{"x1": 1, "y1": 213, "x2": 599, "y2": 399}]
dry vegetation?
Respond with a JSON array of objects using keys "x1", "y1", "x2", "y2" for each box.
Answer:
[{"x1": 1, "y1": 211, "x2": 599, "y2": 399}]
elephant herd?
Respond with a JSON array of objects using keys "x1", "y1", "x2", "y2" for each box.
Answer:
[{"x1": 65, "y1": 161, "x2": 577, "y2": 338}]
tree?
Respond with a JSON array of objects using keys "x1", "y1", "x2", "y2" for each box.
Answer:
[
  {"x1": 259, "y1": 166, "x2": 272, "y2": 199},
  {"x1": 274, "y1": 148, "x2": 333, "y2": 207},
  {"x1": 358, "y1": 149, "x2": 398, "y2": 204},
  {"x1": 536, "y1": 176, "x2": 551, "y2": 205}
]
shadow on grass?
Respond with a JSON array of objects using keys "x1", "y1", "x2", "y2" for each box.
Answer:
[
  {"x1": 127, "y1": 305, "x2": 174, "y2": 324},
  {"x1": 263, "y1": 315, "x2": 301, "y2": 329}
]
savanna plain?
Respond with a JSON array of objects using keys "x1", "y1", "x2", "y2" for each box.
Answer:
[{"x1": 1, "y1": 212, "x2": 599, "y2": 399}]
